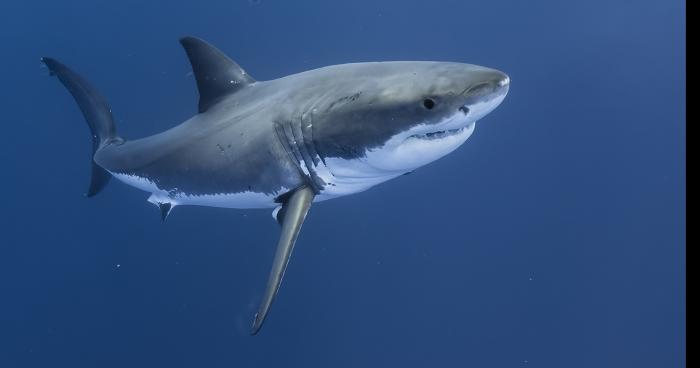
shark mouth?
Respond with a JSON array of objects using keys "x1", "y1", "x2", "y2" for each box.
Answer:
[{"x1": 409, "y1": 127, "x2": 467, "y2": 141}]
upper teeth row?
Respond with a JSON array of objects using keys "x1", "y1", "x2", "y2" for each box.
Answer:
[{"x1": 413, "y1": 127, "x2": 464, "y2": 140}]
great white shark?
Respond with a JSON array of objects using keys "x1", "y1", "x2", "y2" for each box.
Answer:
[{"x1": 43, "y1": 36, "x2": 509, "y2": 335}]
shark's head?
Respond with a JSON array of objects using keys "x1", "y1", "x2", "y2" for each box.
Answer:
[{"x1": 308, "y1": 62, "x2": 509, "y2": 184}]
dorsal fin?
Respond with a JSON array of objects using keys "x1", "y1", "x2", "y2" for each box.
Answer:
[{"x1": 179, "y1": 36, "x2": 255, "y2": 113}]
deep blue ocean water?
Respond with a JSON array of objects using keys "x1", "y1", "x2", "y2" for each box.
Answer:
[{"x1": 0, "y1": 1, "x2": 685, "y2": 367}]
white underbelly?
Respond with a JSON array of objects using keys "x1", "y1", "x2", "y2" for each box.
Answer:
[
  {"x1": 110, "y1": 159, "x2": 402, "y2": 209},
  {"x1": 111, "y1": 172, "x2": 283, "y2": 209},
  {"x1": 310, "y1": 157, "x2": 403, "y2": 202}
]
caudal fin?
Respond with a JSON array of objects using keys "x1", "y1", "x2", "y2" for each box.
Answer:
[{"x1": 42, "y1": 57, "x2": 120, "y2": 197}]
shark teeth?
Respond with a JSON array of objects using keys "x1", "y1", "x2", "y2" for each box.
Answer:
[{"x1": 409, "y1": 127, "x2": 465, "y2": 141}]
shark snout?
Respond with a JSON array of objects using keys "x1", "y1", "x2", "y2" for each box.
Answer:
[
  {"x1": 463, "y1": 71, "x2": 509, "y2": 98},
  {"x1": 457, "y1": 71, "x2": 509, "y2": 121}
]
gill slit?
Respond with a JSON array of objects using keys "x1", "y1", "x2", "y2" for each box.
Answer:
[{"x1": 273, "y1": 112, "x2": 326, "y2": 194}]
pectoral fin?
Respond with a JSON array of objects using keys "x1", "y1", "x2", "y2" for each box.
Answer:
[{"x1": 251, "y1": 186, "x2": 315, "y2": 335}]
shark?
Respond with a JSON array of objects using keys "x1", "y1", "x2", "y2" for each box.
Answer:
[{"x1": 43, "y1": 36, "x2": 509, "y2": 335}]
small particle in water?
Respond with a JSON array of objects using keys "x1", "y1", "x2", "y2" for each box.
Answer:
[{"x1": 116, "y1": 264, "x2": 121, "y2": 269}]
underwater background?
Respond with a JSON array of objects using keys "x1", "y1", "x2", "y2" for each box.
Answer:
[{"x1": 0, "y1": 0, "x2": 685, "y2": 367}]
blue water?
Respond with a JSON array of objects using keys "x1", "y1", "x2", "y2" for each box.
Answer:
[{"x1": 0, "y1": 0, "x2": 685, "y2": 367}]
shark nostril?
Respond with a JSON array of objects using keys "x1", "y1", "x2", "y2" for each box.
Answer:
[
  {"x1": 459, "y1": 106, "x2": 470, "y2": 115},
  {"x1": 465, "y1": 82, "x2": 492, "y2": 96}
]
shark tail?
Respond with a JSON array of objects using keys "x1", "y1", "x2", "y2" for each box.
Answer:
[{"x1": 42, "y1": 57, "x2": 121, "y2": 197}]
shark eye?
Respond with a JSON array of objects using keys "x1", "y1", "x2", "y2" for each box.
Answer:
[{"x1": 423, "y1": 98, "x2": 436, "y2": 110}]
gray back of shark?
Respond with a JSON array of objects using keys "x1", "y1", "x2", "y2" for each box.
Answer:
[{"x1": 43, "y1": 36, "x2": 509, "y2": 335}]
